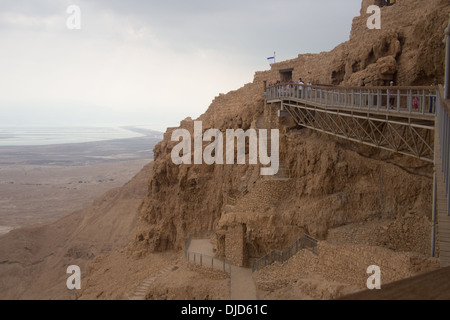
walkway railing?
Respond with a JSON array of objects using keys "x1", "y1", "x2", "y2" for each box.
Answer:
[
  {"x1": 185, "y1": 230, "x2": 232, "y2": 299},
  {"x1": 437, "y1": 86, "x2": 450, "y2": 215},
  {"x1": 185, "y1": 230, "x2": 232, "y2": 274},
  {"x1": 252, "y1": 234, "x2": 318, "y2": 272},
  {"x1": 266, "y1": 84, "x2": 437, "y2": 116},
  {"x1": 268, "y1": 83, "x2": 436, "y2": 162}
]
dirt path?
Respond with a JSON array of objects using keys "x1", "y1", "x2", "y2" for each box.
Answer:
[
  {"x1": 230, "y1": 266, "x2": 257, "y2": 300},
  {"x1": 189, "y1": 239, "x2": 215, "y2": 256},
  {"x1": 187, "y1": 239, "x2": 257, "y2": 300}
]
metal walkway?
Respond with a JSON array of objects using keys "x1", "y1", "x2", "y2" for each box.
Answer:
[
  {"x1": 266, "y1": 83, "x2": 450, "y2": 266},
  {"x1": 435, "y1": 87, "x2": 450, "y2": 267},
  {"x1": 267, "y1": 84, "x2": 436, "y2": 162}
]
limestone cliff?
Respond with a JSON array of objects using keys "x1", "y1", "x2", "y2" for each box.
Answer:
[
  {"x1": 129, "y1": 0, "x2": 449, "y2": 272},
  {"x1": 258, "y1": 0, "x2": 449, "y2": 87},
  {"x1": 130, "y1": 82, "x2": 265, "y2": 254}
]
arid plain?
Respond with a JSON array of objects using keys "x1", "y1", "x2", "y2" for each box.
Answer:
[{"x1": 0, "y1": 131, "x2": 161, "y2": 235}]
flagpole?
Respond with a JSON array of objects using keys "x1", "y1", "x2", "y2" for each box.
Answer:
[{"x1": 274, "y1": 52, "x2": 276, "y2": 64}]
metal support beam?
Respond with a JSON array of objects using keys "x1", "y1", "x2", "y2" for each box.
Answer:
[
  {"x1": 432, "y1": 166, "x2": 437, "y2": 257},
  {"x1": 283, "y1": 101, "x2": 435, "y2": 162},
  {"x1": 278, "y1": 110, "x2": 290, "y2": 117},
  {"x1": 266, "y1": 81, "x2": 450, "y2": 259},
  {"x1": 445, "y1": 14, "x2": 450, "y2": 99}
]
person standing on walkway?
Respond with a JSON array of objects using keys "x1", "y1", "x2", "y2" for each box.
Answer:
[
  {"x1": 307, "y1": 81, "x2": 312, "y2": 99},
  {"x1": 288, "y1": 79, "x2": 295, "y2": 97},
  {"x1": 298, "y1": 78, "x2": 304, "y2": 99},
  {"x1": 429, "y1": 78, "x2": 437, "y2": 113},
  {"x1": 388, "y1": 81, "x2": 396, "y2": 109},
  {"x1": 413, "y1": 96, "x2": 419, "y2": 110}
]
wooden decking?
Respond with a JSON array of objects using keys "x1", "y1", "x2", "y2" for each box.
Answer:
[{"x1": 435, "y1": 116, "x2": 450, "y2": 267}]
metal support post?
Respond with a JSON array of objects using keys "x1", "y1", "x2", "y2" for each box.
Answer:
[{"x1": 445, "y1": 14, "x2": 450, "y2": 99}]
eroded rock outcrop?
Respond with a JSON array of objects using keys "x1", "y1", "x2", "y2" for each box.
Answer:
[
  {"x1": 130, "y1": 82, "x2": 266, "y2": 255},
  {"x1": 130, "y1": 0, "x2": 448, "y2": 264},
  {"x1": 259, "y1": 0, "x2": 448, "y2": 87}
]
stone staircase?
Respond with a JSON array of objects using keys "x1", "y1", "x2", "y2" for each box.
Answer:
[
  {"x1": 261, "y1": 162, "x2": 290, "y2": 181},
  {"x1": 124, "y1": 265, "x2": 178, "y2": 300},
  {"x1": 227, "y1": 187, "x2": 249, "y2": 206}
]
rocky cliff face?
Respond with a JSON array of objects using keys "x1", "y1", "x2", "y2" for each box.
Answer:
[
  {"x1": 258, "y1": 0, "x2": 449, "y2": 87},
  {"x1": 130, "y1": 83, "x2": 266, "y2": 255},
  {"x1": 129, "y1": 0, "x2": 449, "y2": 266},
  {"x1": 351, "y1": 0, "x2": 449, "y2": 86}
]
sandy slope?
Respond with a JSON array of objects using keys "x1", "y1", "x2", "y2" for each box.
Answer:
[
  {"x1": 0, "y1": 162, "x2": 153, "y2": 300},
  {"x1": 0, "y1": 159, "x2": 151, "y2": 233}
]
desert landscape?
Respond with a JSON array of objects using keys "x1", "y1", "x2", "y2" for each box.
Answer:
[
  {"x1": 0, "y1": 128, "x2": 163, "y2": 299},
  {"x1": 0, "y1": 129, "x2": 162, "y2": 234},
  {"x1": 0, "y1": 159, "x2": 149, "y2": 234},
  {"x1": 1, "y1": 0, "x2": 450, "y2": 302}
]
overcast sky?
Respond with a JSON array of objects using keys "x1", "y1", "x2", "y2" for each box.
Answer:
[{"x1": 0, "y1": 0, "x2": 362, "y2": 131}]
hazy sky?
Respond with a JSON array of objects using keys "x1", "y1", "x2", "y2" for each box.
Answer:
[{"x1": 0, "y1": 0, "x2": 362, "y2": 131}]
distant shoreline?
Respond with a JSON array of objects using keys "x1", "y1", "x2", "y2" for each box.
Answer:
[
  {"x1": 0, "y1": 131, "x2": 163, "y2": 166},
  {"x1": 0, "y1": 126, "x2": 163, "y2": 148},
  {"x1": 0, "y1": 226, "x2": 14, "y2": 236}
]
